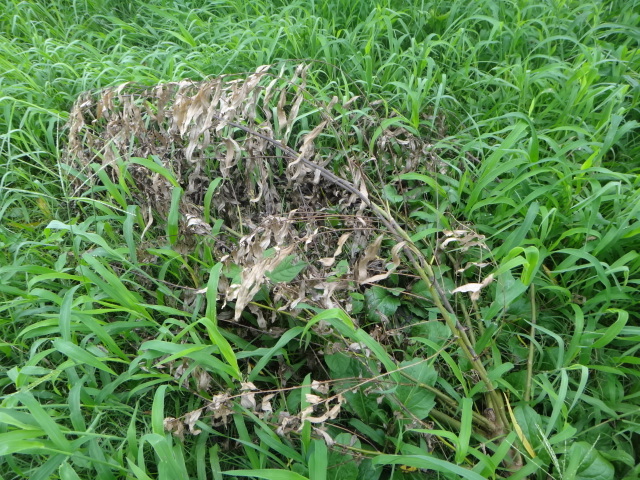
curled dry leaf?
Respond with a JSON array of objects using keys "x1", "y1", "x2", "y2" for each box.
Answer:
[
  {"x1": 248, "y1": 303, "x2": 267, "y2": 329},
  {"x1": 456, "y1": 261, "x2": 492, "y2": 274},
  {"x1": 186, "y1": 214, "x2": 212, "y2": 235},
  {"x1": 311, "y1": 380, "x2": 330, "y2": 395},
  {"x1": 354, "y1": 235, "x2": 384, "y2": 282},
  {"x1": 300, "y1": 394, "x2": 344, "y2": 424},
  {"x1": 261, "y1": 394, "x2": 275, "y2": 414},
  {"x1": 360, "y1": 240, "x2": 406, "y2": 284},
  {"x1": 305, "y1": 394, "x2": 324, "y2": 405},
  {"x1": 195, "y1": 368, "x2": 212, "y2": 392},
  {"x1": 184, "y1": 409, "x2": 203, "y2": 435},
  {"x1": 207, "y1": 392, "x2": 233, "y2": 426},
  {"x1": 451, "y1": 274, "x2": 495, "y2": 301},
  {"x1": 240, "y1": 382, "x2": 258, "y2": 410},
  {"x1": 295, "y1": 120, "x2": 328, "y2": 167},
  {"x1": 228, "y1": 244, "x2": 296, "y2": 320},
  {"x1": 318, "y1": 232, "x2": 351, "y2": 267},
  {"x1": 163, "y1": 417, "x2": 185, "y2": 439},
  {"x1": 276, "y1": 411, "x2": 300, "y2": 437},
  {"x1": 64, "y1": 64, "x2": 412, "y2": 325},
  {"x1": 313, "y1": 427, "x2": 335, "y2": 447},
  {"x1": 348, "y1": 342, "x2": 371, "y2": 357},
  {"x1": 440, "y1": 229, "x2": 489, "y2": 252}
]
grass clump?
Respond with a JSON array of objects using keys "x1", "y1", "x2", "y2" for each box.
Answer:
[{"x1": 1, "y1": 0, "x2": 639, "y2": 479}]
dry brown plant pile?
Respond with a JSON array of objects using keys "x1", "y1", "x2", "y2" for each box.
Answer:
[{"x1": 63, "y1": 64, "x2": 428, "y2": 324}]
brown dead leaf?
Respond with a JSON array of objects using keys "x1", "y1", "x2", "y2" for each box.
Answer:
[
  {"x1": 184, "y1": 409, "x2": 203, "y2": 435},
  {"x1": 313, "y1": 427, "x2": 335, "y2": 446},
  {"x1": 318, "y1": 233, "x2": 351, "y2": 267},
  {"x1": 300, "y1": 394, "x2": 344, "y2": 424},
  {"x1": 261, "y1": 394, "x2": 275, "y2": 415},
  {"x1": 276, "y1": 411, "x2": 300, "y2": 437},
  {"x1": 163, "y1": 417, "x2": 185, "y2": 439},
  {"x1": 355, "y1": 235, "x2": 384, "y2": 282},
  {"x1": 440, "y1": 229, "x2": 489, "y2": 252},
  {"x1": 451, "y1": 274, "x2": 495, "y2": 301},
  {"x1": 228, "y1": 244, "x2": 296, "y2": 320},
  {"x1": 207, "y1": 392, "x2": 234, "y2": 426},
  {"x1": 311, "y1": 380, "x2": 330, "y2": 395}
]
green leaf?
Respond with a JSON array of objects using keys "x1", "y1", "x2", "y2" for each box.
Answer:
[
  {"x1": 15, "y1": 392, "x2": 72, "y2": 452},
  {"x1": 394, "y1": 359, "x2": 436, "y2": 419},
  {"x1": 455, "y1": 397, "x2": 472, "y2": 463},
  {"x1": 513, "y1": 405, "x2": 543, "y2": 453},
  {"x1": 365, "y1": 286, "x2": 401, "y2": 321},
  {"x1": 151, "y1": 385, "x2": 169, "y2": 436},
  {"x1": 266, "y1": 255, "x2": 307, "y2": 283},
  {"x1": 0, "y1": 430, "x2": 46, "y2": 455},
  {"x1": 224, "y1": 469, "x2": 309, "y2": 480},
  {"x1": 199, "y1": 317, "x2": 241, "y2": 381},
  {"x1": 59, "y1": 462, "x2": 82, "y2": 480},
  {"x1": 372, "y1": 454, "x2": 485, "y2": 480},
  {"x1": 382, "y1": 184, "x2": 403, "y2": 203},
  {"x1": 167, "y1": 186, "x2": 183, "y2": 245},
  {"x1": 485, "y1": 272, "x2": 528, "y2": 322},
  {"x1": 247, "y1": 327, "x2": 304, "y2": 382},
  {"x1": 327, "y1": 433, "x2": 361, "y2": 480},
  {"x1": 129, "y1": 156, "x2": 180, "y2": 188},
  {"x1": 563, "y1": 442, "x2": 614, "y2": 480},
  {"x1": 309, "y1": 439, "x2": 327, "y2": 480},
  {"x1": 52, "y1": 339, "x2": 116, "y2": 375},
  {"x1": 590, "y1": 309, "x2": 628, "y2": 349}
]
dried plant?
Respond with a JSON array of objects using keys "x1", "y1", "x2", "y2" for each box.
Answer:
[{"x1": 63, "y1": 64, "x2": 392, "y2": 319}]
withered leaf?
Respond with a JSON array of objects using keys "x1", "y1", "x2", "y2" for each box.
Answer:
[
  {"x1": 451, "y1": 274, "x2": 495, "y2": 301},
  {"x1": 184, "y1": 409, "x2": 203, "y2": 435},
  {"x1": 355, "y1": 235, "x2": 384, "y2": 282}
]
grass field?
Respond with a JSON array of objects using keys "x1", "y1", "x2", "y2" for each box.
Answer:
[{"x1": 1, "y1": 0, "x2": 639, "y2": 479}]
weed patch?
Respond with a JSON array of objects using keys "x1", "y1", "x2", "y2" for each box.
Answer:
[{"x1": 1, "y1": 0, "x2": 639, "y2": 479}]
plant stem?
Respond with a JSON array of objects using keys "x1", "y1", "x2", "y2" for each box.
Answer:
[{"x1": 525, "y1": 284, "x2": 537, "y2": 403}]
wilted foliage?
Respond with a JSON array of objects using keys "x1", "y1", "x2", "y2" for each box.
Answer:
[{"x1": 63, "y1": 64, "x2": 419, "y2": 324}]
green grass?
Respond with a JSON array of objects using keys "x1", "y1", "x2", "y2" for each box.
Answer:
[{"x1": 1, "y1": 0, "x2": 639, "y2": 479}]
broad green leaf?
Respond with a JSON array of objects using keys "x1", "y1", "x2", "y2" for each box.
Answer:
[
  {"x1": 247, "y1": 327, "x2": 304, "y2": 382},
  {"x1": 266, "y1": 255, "x2": 307, "y2": 283},
  {"x1": 365, "y1": 286, "x2": 401, "y2": 321},
  {"x1": 167, "y1": 186, "x2": 183, "y2": 245},
  {"x1": 205, "y1": 262, "x2": 223, "y2": 321},
  {"x1": 15, "y1": 392, "x2": 72, "y2": 452},
  {"x1": 382, "y1": 184, "x2": 403, "y2": 203},
  {"x1": 590, "y1": 309, "x2": 628, "y2": 349},
  {"x1": 563, "y1": 442, "x2": 614, "y2": 480},
  {"x1": 59, "y1": 462, "x2": 82, "y2": 480},
  {"x1": 151, "y1": 385, "x2": 168, "y2": 436},
  {"x1": 394, "y1": 359, "x2": 436, "y2": 419},
  {"x1": 485, "y1": 272, "x2": 528, "y2": 322},
  {"x1": 455, "y1": 397, "x2": 473, "y2": 463},
  {"x1": 513, "y1": 405, "x2": 543, "y2": 452},
  {"x1": 199, "y1": 317, "x2": 241, "y2": 381}
]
